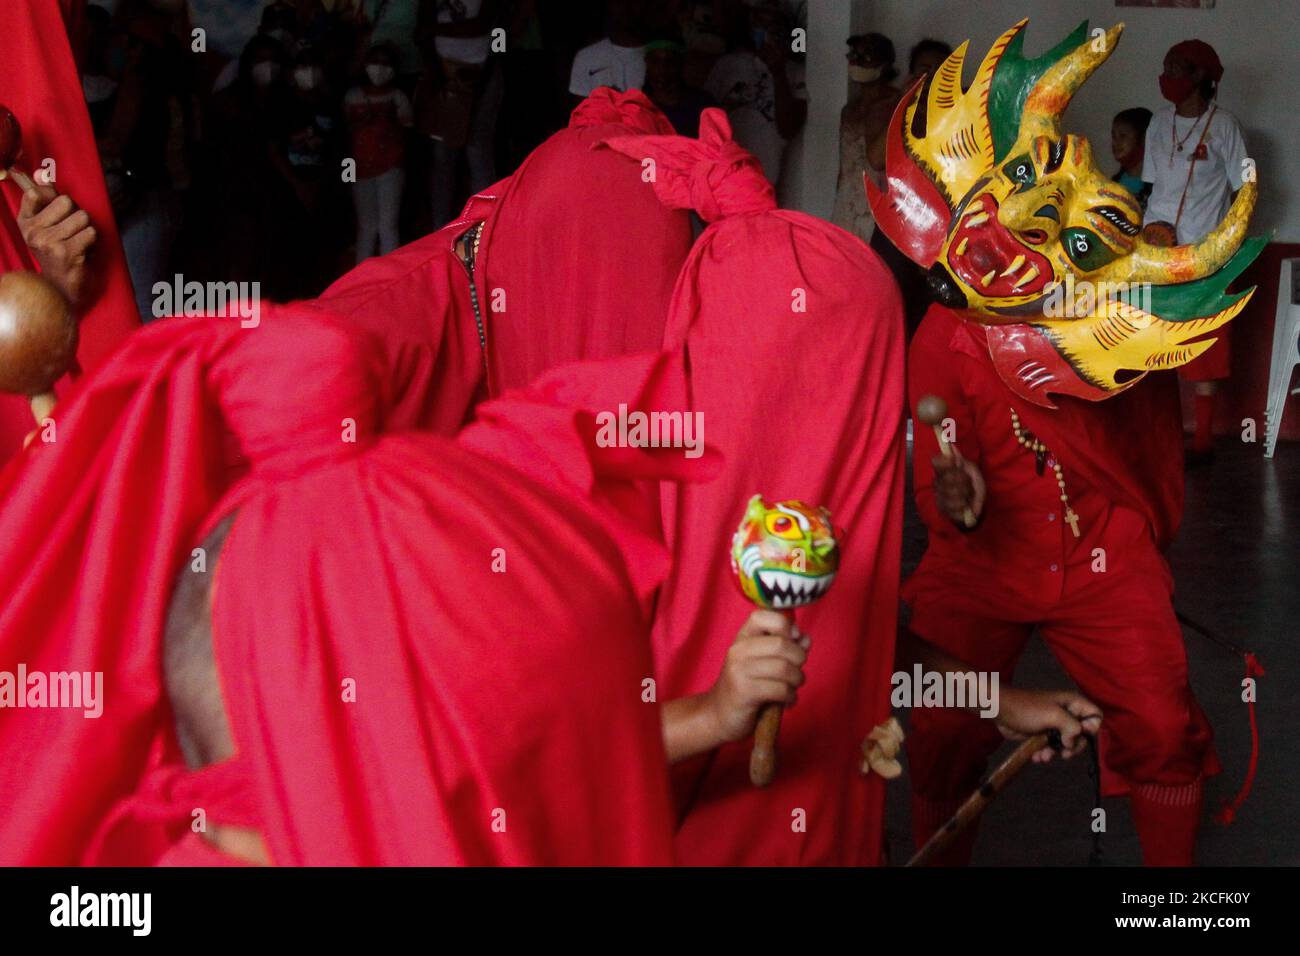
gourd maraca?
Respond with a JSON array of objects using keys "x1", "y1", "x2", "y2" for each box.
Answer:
[{"x1": 0, "y1": 270, "x2": 77, "y2": 424}]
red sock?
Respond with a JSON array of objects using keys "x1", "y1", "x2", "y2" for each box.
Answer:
[
  {"x1": 912, "y1": 793, "x2": 979, "y2": 866},
  {"x1": 1192, "y1": 393, "x2": 1214, "y2": 452},
  {"x1": 1129, "y1": 779, "x2": 1203, "y2": 866}
]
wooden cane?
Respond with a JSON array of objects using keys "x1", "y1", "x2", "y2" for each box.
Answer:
[
  {"x1": 0, "y1": 271, "x2": 78, "y2": 428},
  {"x1": 906, "y1": 730, "x2": 1060, "y2": 867},
  {"x1": 915, "y1": 393, "x2": 977, "y2": 528},
  {"x1": 0, "y1": 104, "x2": 38, "y2": 195}
]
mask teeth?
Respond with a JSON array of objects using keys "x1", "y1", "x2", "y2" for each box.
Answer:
[
  {"x1": 1001, "y1": 254, "x2": 1026, "y2": 277},
  {"x1": 981, "y1": 269, "x2": 996, "y2": 288},
  {"x1": 964, "y1": 212, "x2": 989, "y2": 228},
  {"x1": 956, "y1": 237, "x2": 969, "y2": 255},
  {"x1": 1014, "y1": 263, "x2": 1040, "y2": 290}
]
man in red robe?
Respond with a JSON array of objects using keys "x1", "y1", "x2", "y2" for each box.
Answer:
[
  {"x1": 904, "y1": 303, "x2": 1214, "y2": 866},
  {"x1": 0, "y1": 304, "x2": 714, "y2": 866},
  {"x1": 305, "y1": 87, "x2": 693, "y2": 436},
  {"x1": 592, "y1": 111, "x2": 905, "y2": 865}
]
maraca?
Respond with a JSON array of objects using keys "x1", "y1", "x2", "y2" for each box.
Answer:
[
  {"x1": 0, "y1": 105, "x2": 37, "y2": 193},
  {"x1": 916, "y1": 393, "x2": 977, "y2": 528},
  {"x1": 730, "y1": 494, "x2": 840, "y2": 787},
  {"x1": 0, "y1": 271, "x2": 77, "y2": 425}
]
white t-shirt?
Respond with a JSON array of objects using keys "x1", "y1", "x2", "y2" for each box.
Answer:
[
  {"x1": 569, "y1": 38, "x2": 646, "y2": 97},
  {"x1": 1142, "y1": 104, "x2": 1249, "y2": 244},
  {"x1": 705, "y1": 51, "x2": 808, "y2": 183},
  {"x1": 436, "y1": 0, "x2": 491, "y2": 65}
]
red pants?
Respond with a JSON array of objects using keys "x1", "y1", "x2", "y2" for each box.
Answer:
[{"x1": 907, "y1": 538, "x2": 1217, "y2": 807}]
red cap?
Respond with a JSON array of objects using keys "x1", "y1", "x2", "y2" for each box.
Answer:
[{"x1": 1167, "y1": 39, "x2": 1223, "y2": 82}]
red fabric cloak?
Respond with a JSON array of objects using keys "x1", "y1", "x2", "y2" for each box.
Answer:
[
  {"x1": 0, "y1": 305, "x2": 716, "y2": 866},
  {"x1": 479, "y1": 88, "x2": 695, "y2": 396},
  {"x1": 306, "y1": 187, "x2": 504, "y2": 436},
  {"x1": 0, "y1": 0, "x2": 140, "y2": 460},
  {"x1": 306, "y1": 89, "x2": 690, "y2": 432},
  {"x1": 602, "y1": 111, "x2": 907, "y2": 865}
]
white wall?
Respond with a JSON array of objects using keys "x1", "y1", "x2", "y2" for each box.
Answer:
[
  {"x1": 780, "y1": 1, "x2": 851, "y2": 217},
  {"x1": 854, "y1": 0, "x2": 1299, "y2": 241}
]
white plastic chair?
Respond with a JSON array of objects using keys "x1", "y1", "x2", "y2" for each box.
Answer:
[{"x1": 1264, "y1": 258, "x2": 1300, "y2": 458}]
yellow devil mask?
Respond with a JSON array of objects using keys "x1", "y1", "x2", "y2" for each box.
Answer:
[{"x1": 867, "y1": 19, "x2": 1264, "y2": 406}]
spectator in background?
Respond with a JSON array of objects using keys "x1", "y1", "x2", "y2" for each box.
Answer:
[
  {"x1": 102, "y1": 0, "x2": 196, "y2": 322},
  {"x1": 569, "y1": 0, "x2": 649, "y2": 99},
  {"x1": 642, "y1": 34, "x2": 716, "y2": 137},
  {"x1": 1112, "y1": 106, "x2": 1152, "y2": 210},
  {"x1": 832, "y1": 32, "x2": 899, "y2": 244},
  {"x1": 212, "y1": 35, "x2": 295, "y2": 285},
  {"x1": 359, "y1": 0, "x2": 426, "y2": 82},
  {"x1": 901, "y1": 37, "x2": 952, "y2": 135},
  {"x1": 420, "y1": 0, "x2": 503, "y2": 229},
  {"x1": 276, "y1": 45, "x2": 348, "y2": 296},
  {"x1": 705, "y1": 0, "x2": 807, "y2": 185},
  {"x1": 346, "y1": 43, "x2": 413, "y2": 262},
  {"x1": 1142, "y1": 39, "x2": 1249, "y2": 465},
  {"x1": 213, "y1": 34, "x2": 295, "y2": 287}
]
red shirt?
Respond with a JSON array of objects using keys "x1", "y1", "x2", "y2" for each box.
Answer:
[{"x1": 904, "y1": 305, "x2": 1156, "y2": 618}]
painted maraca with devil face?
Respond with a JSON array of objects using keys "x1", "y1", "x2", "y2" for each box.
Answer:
[{"x1": 730, "y1": 494, "x2": 840, "y2": 786}]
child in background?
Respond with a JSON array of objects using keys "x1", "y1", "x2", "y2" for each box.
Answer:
[
  {"x1": 345, "y1": 43, "x2": 412, "y2": 263},
  {"x1": 1111, "y1": 107, "x2": 1152, "y2": 210}
]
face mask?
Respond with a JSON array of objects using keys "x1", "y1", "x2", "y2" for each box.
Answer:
[
  {"x1": 1159, "y1": 72, "x2": 1196, "y2": 104},
  {"x1": 266, "y1": 28, "x2": 293, "y2": 48},
  {"x1": 251, "y1": 61, "x2": 280, "y2": 88},
  {"x1": 849, "y1": 65, "x2": 883, "y2": 84},
  {"x1": 83, "y1": 74, "x2": 119, "y2": 104},
  {"x1": 294, "y1": 66, "x2": 323, "y2": 91},
  {"x1": 366, "y1": 64, "x2": 395, "y2": 87}
]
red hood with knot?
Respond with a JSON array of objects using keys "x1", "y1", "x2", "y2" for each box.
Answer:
[
  {"x1": 599, "y1": 108, "x2": 776, "y2": 222},
  {"x1": 479, "y1": 93, "x2": 695, "y2": 396},
  {"x1": 569, "y1": 86, "x2": 678, "y2": 134},
  {"x1": 600, "y1": 108, "x2": 907, "y2": 866}
]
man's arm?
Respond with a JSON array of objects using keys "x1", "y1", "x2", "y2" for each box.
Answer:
[
  {"x1": 661, "y1": 609, "x2": 808, "y2": 763},
  {"x1": 897, "y1": 629, "x2": 1101, "y2": 762},
  {"x1": 909, "y1": 320, "x2": 986, "y2": 534}
]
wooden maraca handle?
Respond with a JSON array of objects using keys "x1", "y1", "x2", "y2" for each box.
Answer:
[
  {"x1": 30, "y1": 391, "x2": 55, "y2": 425},
  {"x1": 749, "y1": 701, "x2": 783, "y2": 787},
  {"x1": 916, "y1": 393, "x2": 977, "y2": 529},
  {"x1": 749, "y1": 606, "x2": 796, "y2": 787}
]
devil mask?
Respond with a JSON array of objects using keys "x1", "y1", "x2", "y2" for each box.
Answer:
[{"x1": 868, "y1": 19, "x2": 1264, "y2": 407}]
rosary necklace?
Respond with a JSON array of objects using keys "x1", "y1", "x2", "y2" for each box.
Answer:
[{"x1": 1010, "y1": 408, "x2": 1081, "y2": 538}]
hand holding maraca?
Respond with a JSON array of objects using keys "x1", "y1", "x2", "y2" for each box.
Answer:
[
  {"x1": 705, "y1": 609, "x2": 810, "y2": 745},
  {"x1": 916, "y1": 394, "x2": 984, "y2": 529},
  {"x1": 1, "y1": 103, "x2": 98, "y2": 305},
  {"x1": 730, "y1": 495, "x2": 840, "y2": 787}
]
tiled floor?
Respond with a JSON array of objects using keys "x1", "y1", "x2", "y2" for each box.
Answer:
[{"x1": 887, "y1": 435, "x2": 1300, "y2": 865}]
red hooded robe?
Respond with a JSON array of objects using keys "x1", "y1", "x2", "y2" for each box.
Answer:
[
  {"x1": 602, "y1": 111, "x2": 907, "y2": 866},
  {"x1": 0, "y1": 305, "x2": 716, "y2": 866}
]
